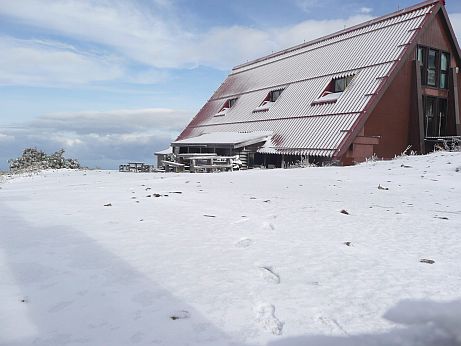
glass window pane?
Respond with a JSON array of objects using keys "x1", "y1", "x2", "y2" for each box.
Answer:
[
  {"x1": 334, "y1": 78, "x2": 345, "y2": 92},
  {"x1": 271, "y1": 90, "x2": 282, "y2": 102},
  {"x1": 441, "y1": 53, "x2": 449, "y2": 71},
  {"x1": 439, "y1": 73, "x2": 447, "y2": 89},
  {"x1": 428, "y1": 50, "x2": 437, "y2": 69},
  {"x1": 417, "y1": 47, "x2": 425, "y2": 63},
  {"x1": 425, "y1": 97, "x2": 436, "y2": 137},
  {"x1": 345, "y1": 75, "x2": 353, "y2": 87},
  {"x1": 438, "y1": 99, "x2": 447, "y2": 136},
  {"x1": 427, "y1": 70, "x2": 436, "y2": 86}
]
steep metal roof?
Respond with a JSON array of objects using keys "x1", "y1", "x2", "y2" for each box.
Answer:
[{"x1": 177, "y1": 0, "x2": 442, "y2": 157}]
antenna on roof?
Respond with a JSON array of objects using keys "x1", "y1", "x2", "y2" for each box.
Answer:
[{"x1": 397, "y1": 4, "x2": 400, "y2": 10}]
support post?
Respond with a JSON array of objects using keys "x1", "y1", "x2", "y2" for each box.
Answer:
[
  {"x1": 415, "y1": 60, "x2": 426, "y2": 153},
  {"x1": 452, "y1": 67, "x2": 461, "y2": 135}
]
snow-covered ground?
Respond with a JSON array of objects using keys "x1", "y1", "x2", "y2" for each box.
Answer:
[{"x1": 1, "y1": 152, "x2": 460, "y2": 346}]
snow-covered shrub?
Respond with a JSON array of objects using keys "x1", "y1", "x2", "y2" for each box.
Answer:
[
  {"x1": 443, "y1": 137, "x2": 461, "y2": 152},
  {"x1": 8, "y1": 148, "x2": 81, "y2": 173}
]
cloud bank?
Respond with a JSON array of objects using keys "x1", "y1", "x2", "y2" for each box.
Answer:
[{"x1": 0, "y1": 108, "x2": 191, "y2": 170}]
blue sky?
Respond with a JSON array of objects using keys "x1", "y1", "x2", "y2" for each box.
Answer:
[{"x1": 1, "y1": 0, "x2": 460, "y2": 169}]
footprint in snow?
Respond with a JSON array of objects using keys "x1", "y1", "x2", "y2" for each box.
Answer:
[
  {"x1": 130, "y1": 331, "x2": 145, "y2": 343},
  {"x1": 259, "y1": 266, "x2": 280, "y2": 284},
  {"x1": 234, "y1": 217, "x2": 250, "y2": 224},
  {"x1": 235, "y1": 238, "x2": 253, "y2": 248},
  {"x1": 262, "y1": 222, "x2": 275, "y2": 231},
  {"x1": 255, "y1": 303, "x2": 284, "y2": 335}
]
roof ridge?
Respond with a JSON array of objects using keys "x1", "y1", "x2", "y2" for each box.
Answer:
[{"x1": 233, "y1": 0, "x2": 440, "y2": 71}]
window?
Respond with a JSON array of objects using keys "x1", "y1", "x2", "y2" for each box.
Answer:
[
  {"x1": 253, "y1": 89, "x2": 284, "y2": 112},
  {"x1": 416, "y1": 46, "x2": 449, "y2": 89},
  {"x1": 427, "y1": 49, "x2": 438, "y2": 87},
  {"x1": 334, "y1": 75, "x2": 353, "y2": 93},
  {"x1": 424, "y1": 96, "x2": 448, "y2": 137},
  {"x1": 215, "y1": 97, "x2": 238, "y2": 116},
  {"x1": 417, "y1": 46, "x2": 426, "y2": 84},
  {"x1": 228, "y1": 98, "x2": 237, "y2": 108},
  {"x1": 312, "y1": 75, "x2": 354, "y2": 105},
  {"x1": 269, "y1": 89, "x2": 283, "y2": 102},
  {"x1": 440, "y1": 52, "x2": 449, "y2": 89}
]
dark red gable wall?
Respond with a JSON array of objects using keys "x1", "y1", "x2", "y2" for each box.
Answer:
[
  {"x1": 362, "y1": 10, "x2": 461, "y2": 158},
  {"x1": 417, "y1": 11, "x2": 460, "y2": 136},
  {"x1": 417, "y1": 12, "x2": 452, "y2": 52},
  {"x1": 363, "y1": 58, "x2": 413, "y2": 158}
]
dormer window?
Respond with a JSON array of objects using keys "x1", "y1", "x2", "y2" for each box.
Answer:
[
  {"x1": 215, "y1": 97, "x2": 238, "y2": 117},
  {"x1": 312, "y1": 75, "x2": 354, "y2": 105},
  {"x1": 253, "y1": 88, "x2": 284, "y2": 113}
]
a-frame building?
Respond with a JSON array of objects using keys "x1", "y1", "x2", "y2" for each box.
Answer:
[{"x1": 171, "y1": 0, "x2": 461, "y2": 168}]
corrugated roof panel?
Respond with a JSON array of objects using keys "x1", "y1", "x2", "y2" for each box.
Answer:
[
  {"x1": 177, "y1": 1, "x2": 437, "y2": 156},
  {"x1": 232, "y1": 3, "x2": 432, "y2": 74},
  {"x1": 187, "y1": 114, "x2": 359, "y2": 152},
  {"x1": 214, "y1": 17, "x2": 424, "y2": 99}
]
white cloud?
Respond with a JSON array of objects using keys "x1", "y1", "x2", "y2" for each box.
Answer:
[
  {"x1": 0, "y1": 133, "x2": 15, "y2": 142},
  {"x1": 296, "y1": 0, "x2": 321, "y2": 13},
  {"x1": 360, "y1": 7, "x2": 373, "y2": 14},
  {"x1": 0, "y1": 37, "x2": 123, "y2": 86},
  {"x1": 32, "y1": 108, "x2": 191, "y2": 134},
  {"x1": 0, "y1": 0, "x2": 374, "y2": 79}
]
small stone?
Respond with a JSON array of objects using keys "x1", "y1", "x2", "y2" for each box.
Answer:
[
  {"x1": 344, "y1": 241, "x2": 352, "y2": 246},
  {"x1": 340, "y1": 209, "x2": 349, "y2": 215},
  {"x1": 420, "y1": 259, "x2": 435, "y2": 264},
  {"x1": 435, "y1": 216, "x2": 449, "y2": 220},
  {"x1": 104, "y1": 203, "x2": 112, "y2": 207},
  {"x1": 170, "y1": 310, "x2": 190, "y2": 320}
]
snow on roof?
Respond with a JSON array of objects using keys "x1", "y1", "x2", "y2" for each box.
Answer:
[
  {"x1": 172, "y1": 131, "x2": 272, "y2": 148},
  {"x1": 154, "y1": 147, "x2": 173, "y2": 155},
  {"x1": 177, "y1": 0, "x2": 441, "y2": 157}
]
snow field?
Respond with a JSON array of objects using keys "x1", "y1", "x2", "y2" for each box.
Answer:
[{"x1": 1, "y1": 151, "x2": 460, "y2": 345}]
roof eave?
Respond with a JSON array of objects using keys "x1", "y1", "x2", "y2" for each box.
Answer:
[{"x1": 439, "y1": 5, "x2": 461, "y2": 64}]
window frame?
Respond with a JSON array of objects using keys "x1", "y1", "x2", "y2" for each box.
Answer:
[
  {"x1": 423, "y1": 95, "x2": 448, "y2": 137},
  {"x1": 215, "y1": 97, "x2": 238, "y2": 117},
  {"x1": 312, "y1": 74, "x2": 354, "y2": 105},
  {"x1": 439, "y1": 52, "x2": 450, "y2": 89},
  {"x1": 253, "y1": 88, "x2": 284, "y2": 113},
  {"x1": 416, "y1": 45, "x2": 450, "y2": 89}
]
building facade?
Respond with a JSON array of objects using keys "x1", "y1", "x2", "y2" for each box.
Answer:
[{"x1": 171, "y1": 0, "x2": 460, "y2": 169}]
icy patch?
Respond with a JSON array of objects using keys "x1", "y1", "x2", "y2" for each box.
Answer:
[{"x1": 255, "y1": 303, "x2": 284, "y2": 335}]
